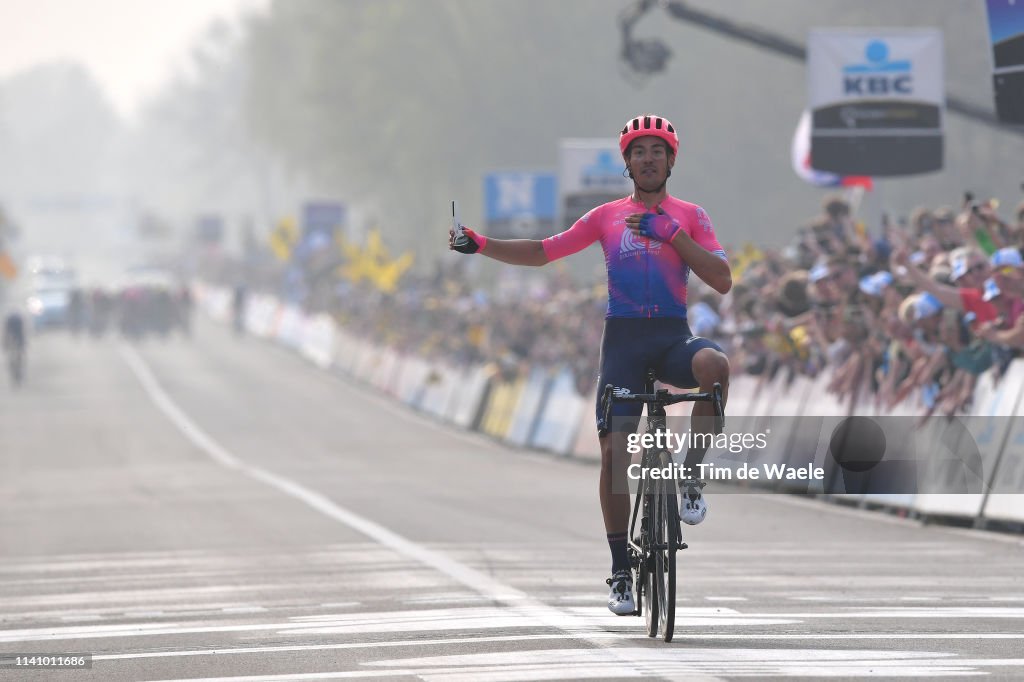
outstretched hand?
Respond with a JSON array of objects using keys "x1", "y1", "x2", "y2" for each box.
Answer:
[{"x1": 449, "y1": 226, "x2": 484, "y2": 254}]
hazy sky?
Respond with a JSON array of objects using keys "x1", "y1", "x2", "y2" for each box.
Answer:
[{"x1": 0, "y1": 0, "x2": 267, "y2": 120}]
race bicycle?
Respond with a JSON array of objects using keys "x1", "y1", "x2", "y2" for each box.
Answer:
[{"x1": 601, "y1": 370, "x2": 724, "y2": 642}]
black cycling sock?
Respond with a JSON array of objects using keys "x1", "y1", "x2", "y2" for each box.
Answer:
[
  {"x1": 608, "y1": 532, "x2": 630, "y2": 574},
  {"x1": 682, "y1": 412, "x2": 723, "y2": 475},
  {"x1": 682, "y1": 443, "x2": 709, "y2": 477}
]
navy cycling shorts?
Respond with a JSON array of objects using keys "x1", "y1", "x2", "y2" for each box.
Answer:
[{"x1": 595, "y1": 317, "x2": 723, "y2": 434}]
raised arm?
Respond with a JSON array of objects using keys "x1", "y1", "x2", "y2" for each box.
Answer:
[
  {"x1": 892, "y1": 247, "x2": 964, "y2": 310},
  {"x1": 450, "y1": 206, "x2": 603, "y2": 267}
]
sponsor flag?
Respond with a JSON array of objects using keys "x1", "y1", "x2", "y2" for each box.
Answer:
[
  {"x1": 337, "y1": 228, "x2": 414, "y2": 293},
  {"x1": 791, "y1": 110, "x2": 873, "y2": 189},
  {"x1": 269, "y1": 216, "x2": 299, "y2": 262}
]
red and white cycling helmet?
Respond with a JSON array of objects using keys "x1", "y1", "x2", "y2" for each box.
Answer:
[{"x1": 619, "y1": 114, "x2": 679, "y2": 157}]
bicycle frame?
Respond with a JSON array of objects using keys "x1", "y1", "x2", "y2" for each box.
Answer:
[{"x1": 600, "y1": 368, "x2": 723, "y2": 641}]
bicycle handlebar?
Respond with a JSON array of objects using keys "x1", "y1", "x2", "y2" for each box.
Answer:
[{"x1": 601, "y1": 382, "x2": 722, "y2": 434}]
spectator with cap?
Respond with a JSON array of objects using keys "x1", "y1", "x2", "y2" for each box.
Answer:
[
  {"x1": 974, "y1": 250, "x2": 1024, "y2": 350},
  {"x1": 893, "y1": 246, "x2": 999, "y2": 332},
  {"x1": 948, "y1": 247, "x2": 991, "y2": 292},
  {"x1": 876, "y1": 294, "x2": 918, "y2": 410},
  {"x1": 888, "y1": 292, "x2": 950, "y2": 412}
]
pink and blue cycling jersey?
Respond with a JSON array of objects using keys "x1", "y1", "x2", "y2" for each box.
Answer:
[{"x1": 541, "y1": 195, "x2": 728, "y2": 319}]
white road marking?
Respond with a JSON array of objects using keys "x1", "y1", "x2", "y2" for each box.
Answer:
[
  {"x1": 0, "y1": 605, "x2": 794, "y2": 644},
  {"x1": 138, "y1": 647, "x2": 1024, "y2": 681},
  {"x1": 91, "y1": 632, "x2": 633, "y2": 662},
  {"x1": 705, "y1": 596, "x2": 748, "y2": 602},
  {"x1": 86, "y1": 631, "x2": 1024, "y2": 666},
  {"x1": 13, "y1": 603, "x2": 1020, "y2": 644},
  {"x1": 58, "y1": 614, "x2": 102, "y2": 622},
  {"x1": 221, "y1": 607, "x2": 267, "y2": 614}
]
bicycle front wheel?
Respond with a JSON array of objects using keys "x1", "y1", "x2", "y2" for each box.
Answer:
[
  {"x1": 653, "y1": 451, "x2": 678, "y2": 642},
  {"x1": 643, "y1": 478, "x2": 659, "y2": 638}
]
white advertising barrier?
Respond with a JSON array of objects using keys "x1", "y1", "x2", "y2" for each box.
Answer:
[
  {"x1": 805, "y1": 371, "x2": 852, "y2": 417},
  {"x1": 704, "y1": 371, "x2": 809, "y2": 492},
  {"x1": 347, "y1": 336, "x2": 376, "y2": 379},
  {"x1": 722, "y1": 373, "x2": 759, "y2": 417},
  {"x1": 505, "y1": 367, "x2": 552, "y2": 448},
  {"x1": 352, "y1": 340, "x2": 380, "y2": 383},
  {"x1": 275, "y1": 305, "x2": 306, "y2": 350},
  {"x1": 689, "y1": 372, "x2": 761, "y2": 481},
  {"x1": 808, "y1": 371, "x2": 861, "y2": 503},
  {"x1": 850, "y1": 379, "x2": 918, "y2": 512},
  {"x1": 246, "y1": 295, "x2": 278, "y2": 339},
  {"x1": 532, "y1": 368, "x2": 588, "y2": 455},
  {"x1": 370, "y1": 349, "x2": 403, "y2": 395},
  {"x1": 746, "y1": 373, "x2": 820, "y2": 492},
  {"x1": 981, "y1": 429, "x2": 1024, "y2": 524},
  {"x1": 974, "y1": 361, "x2": 1024, "y2": 525},
  {"x1": 331, "y1": 328, "x2": 360, "y2": 375},
  {"x1": 206, "y1": 287, "x2": 232, "y2": 324},
  {"x1": 300, "y1": 314, "x2": 336, "y2": 369},
  {"x1": 450, "y1": 364, "x2": 494, "y2": 430},
  {"x1": 685, "y1": 372, "x2": 765, "y2": 483},
  {"x1": 395, "y1": 356, "x2": 431, "y2": 406},
  {"x1": 440, "y1": 366, "x2": 473, "y2": 421},
  {"x1": 911, "y1": 364, "x2": 1018, "y2": 520},
  {"x1": 570, "y1": 380, "x2": 603, "y2": 461},
  {"x1": 418, "y1": 362, "x2": 460, "y2": 419},
  {"x1": 355, "y1": 344, "x2": 383, "y2": 384}
]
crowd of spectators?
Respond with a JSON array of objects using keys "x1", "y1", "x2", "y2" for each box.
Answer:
[
  {"x1": 719, "y1": 192, "x2": 1024, "y2": 417},
  {"x1": 223, "y1": 191, "x2": 1024, "y2": 416}
]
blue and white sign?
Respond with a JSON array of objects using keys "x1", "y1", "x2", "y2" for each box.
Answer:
[
  {"x1": 196, "y1": 214, "x2": 224, "y2": 244},
  {"x1": 485, "y1": 172, "x2": 557, "y2": 220},
  {"x1": 808, "y1": 29, "x2": 944, "y2": 176},
  {"x1": 302, "y1": 201, "x2": 346, "y2": 239},
  {"x1": 484, "y1": 172, "x2": 557, "y2": 239},
  {"x1": 559, "y1": 139, "x2": 631, "y2": 228}
]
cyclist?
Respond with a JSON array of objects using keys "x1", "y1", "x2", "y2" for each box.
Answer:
[
  {"x1": 3, "y1": 309, "x2": 27, "y2": 384},
  {"x1": 449, "y1": 114, "x2": 731, "y2": 615}
]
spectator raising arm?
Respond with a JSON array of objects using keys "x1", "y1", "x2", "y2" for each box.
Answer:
[{"x1": 892, "y1": 247, "x2": 965, "y2": 310}]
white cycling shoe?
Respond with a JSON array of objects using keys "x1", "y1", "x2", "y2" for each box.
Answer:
[
  {"x1": 679, "y1": 479, "x2": 707, "y2": 525},
  {"x1": 606, "y1": 570, "x2": 635, "y2": 615}
]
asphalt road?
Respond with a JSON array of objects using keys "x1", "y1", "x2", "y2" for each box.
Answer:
[{"x1": 1, "y1": 318, "x2": 1023, "y2": 681}]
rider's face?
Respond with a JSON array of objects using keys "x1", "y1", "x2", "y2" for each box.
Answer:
[{"x1": 626, "y1": 137, "x2": 674, "y2": 192}]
